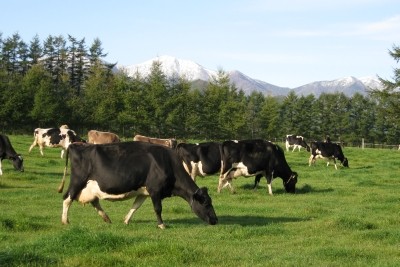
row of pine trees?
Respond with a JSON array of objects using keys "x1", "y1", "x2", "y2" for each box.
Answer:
[{"x1": 1, "y1": 33, "x2": 399, "y2": 145}]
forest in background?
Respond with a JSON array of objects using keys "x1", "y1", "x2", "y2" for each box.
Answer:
[{"x1": 0, "y1": 33, "x2": 399, "y2": 145}]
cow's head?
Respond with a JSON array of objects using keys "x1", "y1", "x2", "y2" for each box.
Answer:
[
  {"x1": 191, "y1": 187, "x2": 218, "y2": 225},
  {"x1": 342, "y1": 157, "x2": 349, "y2": 167},
  {"x1": 284, "y1": 172, "x2": 297, "y2": 193},
  {"x1": 11, "y1": 154, "x2": 24, "y2": 172}
]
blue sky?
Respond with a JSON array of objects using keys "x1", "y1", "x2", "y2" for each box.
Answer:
[{"x1": 2, "y1": 0, "x2": 399, "y2": 87}]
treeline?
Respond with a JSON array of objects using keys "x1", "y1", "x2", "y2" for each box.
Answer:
[{"x1": 1, "y1": 33, "x2": 399, "y2": 144}]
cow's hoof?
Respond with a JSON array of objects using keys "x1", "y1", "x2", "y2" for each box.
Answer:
[
  {"x1": 158, "y1": 224, "x2": 166, "y2": 229},
  {"x1": 103, "y1": 216, "x2": 112, "y2": 223}
]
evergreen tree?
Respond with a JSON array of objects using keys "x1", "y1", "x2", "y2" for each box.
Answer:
[
  {"x1": 144, "y1": 60, "x2": 170, "y2": 136},
  {"x1": 186, "y1": 89, "x2": 204, "y2": 139},
  {"x1": 245, "y1": 91, "x2": 265, "y2": 138},
  {"x1": 202, "y1": 69, "x2": 246, "y2": 139},
  {"x1": 1, "y1": 33, "x2": 26, "y2": 76},
  {"x1": 280, "y1": 91, "x2": 299, "y2": 134},
  {"x1": 28, "y1": 34, "x2": 42, "y2": 66},
  {"x1": 298, "y1": 94, "x2": 317, "y2": 138},
  {"x1": 78, "y1": 61, "x2": 117, "y2": 129},
  {"x1": 370, "y1": 44, "x2": 400, "y2": 144},
  {"x1": 347, "y1": 93, "x2": 376, "y2": 143},
  {"x1": 30, "y1": 65, "x2": 64, "y2": 126},
  {"x1": 316, "y1": 93, "x2": 349, "y2": 141},
  {"x1": 164, "y1": 75, "x2": 191, "y2": 138},
  {"x1": 259, "y1": 96, "x2": 281, "y2": 141},
  {"x1": 117, "y1": 70, "x2": 149, "y2": 136},
  {"x1": 88, "y1": 37, "x2": 107, "y2": 65}
]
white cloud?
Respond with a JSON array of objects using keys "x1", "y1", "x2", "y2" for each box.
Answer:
[
  {"x1": 356, "y1": 15, "x2": 400, "y2": 35},
  {"x1": 275, "y1": 15, "x2": 400, "y2": 41},
  {"x1": 239, "y1": 0, "x2": 392, "y2": 12}
]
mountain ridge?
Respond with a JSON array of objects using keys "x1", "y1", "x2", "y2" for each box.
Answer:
[{"x1": 117, "y1": 55, "x2": 382, "y2": 97}]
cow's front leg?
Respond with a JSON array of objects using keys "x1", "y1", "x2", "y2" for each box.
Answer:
[
  {"x1": 39, "y1": 145, "x2": 44, "y2": 156},
  {"x1": 333, "y1": 158, "x2": 338, "y2": 170},
  {"x1": 91, "y1": 198, "x2": 111, "y2": 223},
  {"x1": 150, "y1": 196, "x2": 165, "y2": 229},
  {"x1": 124, "y1": 195, "x2": 147, "y2": 224},
  {"x1": 253, "y1": 174, "x2": 263, "y2": 190},
  {"x1": 308, "y1": 155, "x2": 315, "y2": 166},
  {"x1": 266, "y1": 176, "x2": 273, "y2": 195}
]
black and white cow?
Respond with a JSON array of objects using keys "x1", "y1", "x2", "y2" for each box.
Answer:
[
  {"x1": 58, "y1": 142, "x2": 218, "y2": 229},
  {"x1": 218, "y1": 139, "x2": 298, "y2": 195},
  {"x1": 29, "y1": 125, "x2": 85, "y2": 158},
  {"x1": 175, "y1": 142, "x2": 221, "y2": 182},
  {"x1": 285, "y1": 134, "x2": 310, "y2": 152},
  {"x1": 0, "y1": 134, "x2": 24, "y2": 175},
  {"x1": 309, "y1": 141, "x2": 349, "y2": 169}
]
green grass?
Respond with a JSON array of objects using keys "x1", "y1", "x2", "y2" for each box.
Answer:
[{"x1": 1, "y1": 135, "x2": 400, "y2": 266}]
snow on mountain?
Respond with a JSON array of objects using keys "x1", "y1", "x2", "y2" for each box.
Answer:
[
  {"x1": 359, "y1": 76, "x2": 383, "y2": 90},
  {"x1": 122, "y1": 55, "x2": 216, "y2": 81},
  {"x1": 293, "y1": 76, "x2": 382, "y2": 97},
  {"x1": 117, "y1": 55, "x2": 382, "y2": 97}
]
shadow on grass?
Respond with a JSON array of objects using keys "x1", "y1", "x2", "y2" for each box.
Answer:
[
  {"x1": 351, "y1": 165, "x2": 374, "y2": 169},
  {"x1": 0, "y1": 182, "x2": 33, "y2": 189},
  {"x1": 240, "y1": 183, "x2": 334, "y2": 194},
  {"x1": 158, "y1": 215, "x2": 305, "y2": 227}
]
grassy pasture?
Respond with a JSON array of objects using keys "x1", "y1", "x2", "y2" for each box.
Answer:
[{"x1": 1, "y1": 135, "x2": 399, "y2": 266}]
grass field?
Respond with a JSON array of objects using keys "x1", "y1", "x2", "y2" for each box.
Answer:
[{"x1": 1, "y1": 135, "x2": 399, "y2": 266}]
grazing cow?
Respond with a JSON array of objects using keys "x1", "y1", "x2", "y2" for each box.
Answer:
[
  {"x1": 219, "y1": 139, "x2": 298, "y2": 195},
  {"x1": 133, "y1": 134, "x2": 177, "y2": 148},
  {"x1": 0, "y1": 134, "x2": 24, "y2": 175},
  {"x1": 285, "y1": 134, "x2": 310, "y2": 152},
  {"x1": 88, "y1": 130, "x2": 120, "y2": 144},
  {"x1": 58, "y1": 141, "x2": 218, "y2": 229},
  {"x1": 175, "y1": 142, "x2": 221, "y2": 181},
  {"x1": 28, "y1": 125, "x2": 85, "y2": 158},
  {"x1": 309, "y1": 141, "x2": 349, "y2": 169}
]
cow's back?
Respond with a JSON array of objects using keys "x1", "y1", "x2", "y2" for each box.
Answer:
[{"x1": 68, "y1": 142, "x2": 180, "y2": 196}]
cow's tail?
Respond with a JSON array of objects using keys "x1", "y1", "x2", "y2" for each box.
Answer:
[{"x1": 57, "y1": 146, "x2": 70, "y2": 193}]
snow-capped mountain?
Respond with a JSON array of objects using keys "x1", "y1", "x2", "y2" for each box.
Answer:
[
  {"x1": 293, "y1": 76, "x2": 376, "y2": 97},
  {"x1": 118, "y1": 55, "x2": 382, "y2": 97},
  {"x1": 122, "y1": 55, "x2": 216, "y2": 81}
]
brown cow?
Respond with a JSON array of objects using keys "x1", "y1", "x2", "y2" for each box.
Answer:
[
  {"x1": 88, "y1": 130, "x2": 120, "y2": 144},
  {"x1": 133, "y1": 134, "x2": 177, "y2": 148}
]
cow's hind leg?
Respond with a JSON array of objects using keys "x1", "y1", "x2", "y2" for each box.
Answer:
[
  {"x1": 218, "y1": 173, "x2": 235, "y2": 193},
  {"x1": 62, "y1": 195, "x2": 73, "y2": 224},
  {"x1": 91, "y1": 198, "x2": 111, "y2": 223},
  {"x1": 218, "y1": 177, "x2": 235, "y2": 193},
  {"x1": 124, "y1": 195, "x2": 147, "y2": 225}
]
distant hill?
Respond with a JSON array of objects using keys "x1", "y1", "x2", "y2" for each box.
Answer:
[{"x1": 117, "y1": 55, "x2": 382, "y2": 97}]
